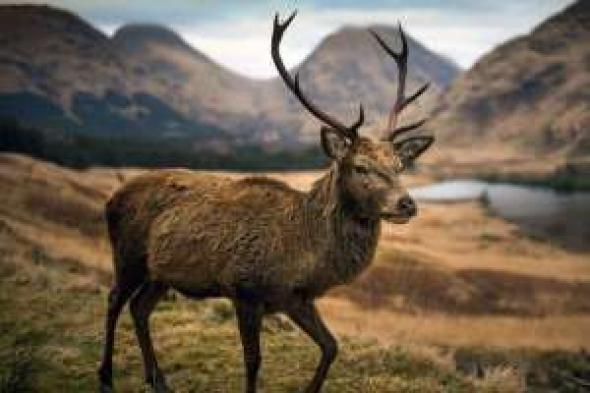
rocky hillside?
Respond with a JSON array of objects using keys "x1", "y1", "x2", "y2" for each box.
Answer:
[
  {"x1": 432, "y1": 0, "x2": 589, "y2": 160},
  {"x1": 0, "y1": 5, "x2": 459, "y2": 155}
]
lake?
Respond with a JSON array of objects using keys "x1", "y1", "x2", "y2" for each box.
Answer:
[{"x1": 410, "y1": 180, "x2": 590, "y2": 251}]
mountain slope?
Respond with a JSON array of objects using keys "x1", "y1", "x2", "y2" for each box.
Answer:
[
  {"x1": 111, "y1": 23, "x2": 283, "y2": 146},
  {"x1": 0, "y1": 5, "x2": 227, "y2": 144},
  {"x1": 432, "y1": 0, "x2": 590, "y2": 159}
]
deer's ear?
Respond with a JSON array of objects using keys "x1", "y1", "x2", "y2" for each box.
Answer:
[
  {"x1": 393, "y1": 136, "x2": 434, "y2": 163},
  {"x1": 321, "y1": 126, "x2": 349, "y2": 160}
]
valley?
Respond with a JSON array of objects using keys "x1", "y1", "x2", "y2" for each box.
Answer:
[{"x1": 1, "y1": 153, "x2": 588, "y2": 391}]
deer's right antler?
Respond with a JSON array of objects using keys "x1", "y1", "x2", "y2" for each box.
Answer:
[
  {"x1": 272, "y1": 11, "x2": 364, "y2": 141},
  {"x1": 370, "y1": 25, "x2": 429, "y2": 142}
]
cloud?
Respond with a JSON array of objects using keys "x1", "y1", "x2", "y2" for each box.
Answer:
[
  {"x1": 4, "y1": 0, "x2": 575, "y2": 78},
  {"x1": 137, "y1": 1, "x2": 572, "y2": 78}
]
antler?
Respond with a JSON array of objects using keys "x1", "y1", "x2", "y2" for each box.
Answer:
[
  {"x1": 272, "y1": 11, "x2": 364, "y2": 140},
  {"x1": 370, "y1": 25, "x2": 429, "y2": 141}
]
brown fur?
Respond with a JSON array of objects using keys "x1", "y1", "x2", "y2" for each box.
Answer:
[{"x1": 108, "y1": 166, "x2": 381, "y2": 303}]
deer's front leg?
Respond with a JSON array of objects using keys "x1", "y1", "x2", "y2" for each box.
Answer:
[
  {"x1": 286, "y1": 300, "x2": 338, "y2": 393},
  {"x1": 235, "y1": 300, "x2": 264, "y2": 393}
]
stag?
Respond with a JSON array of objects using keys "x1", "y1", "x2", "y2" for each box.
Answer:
[{"x1": 98, "y1": 12, "x2": 433, "y2": 393}]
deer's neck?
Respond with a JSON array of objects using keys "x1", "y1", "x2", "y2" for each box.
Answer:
[{"x1": 304, "y1": 166, "x2": 381, "y2": 292}]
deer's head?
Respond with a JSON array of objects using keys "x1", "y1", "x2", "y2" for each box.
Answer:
[{"x1": 272, "y1": 12, "x2": 434, "y2": 224}]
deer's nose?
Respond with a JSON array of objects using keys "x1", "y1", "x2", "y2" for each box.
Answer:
[{"x1": 397, "y1": 195, "x2": 417, "y2": 217}]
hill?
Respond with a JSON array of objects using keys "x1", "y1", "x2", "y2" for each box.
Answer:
[{"x1": 432, "y1": 0, "x2": 590, "y2": 161}]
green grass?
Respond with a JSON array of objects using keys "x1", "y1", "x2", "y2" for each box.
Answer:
[
  {"x1": 0, "y1": 250, "x2": 486, "y2": 393},
  {"x1": 1, "y1": 243, "x2": 588, "y2": 392}
]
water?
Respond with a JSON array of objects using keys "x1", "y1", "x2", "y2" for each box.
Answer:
[{"x1": 410, "y1": 180, "x2": 590, "y2": 251}]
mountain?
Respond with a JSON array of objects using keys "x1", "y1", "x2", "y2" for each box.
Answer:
[
  {"x1": 267, "y1": 24, "x2": 459, "y2": 143},
  {"x1": 431, "y1": 0, "x2": 589, "y2": 160},
  {"x1": 0, "y1": 4, "x2": 460, "y2": 164},
  {"x1": 109, "y1": 21, "x2": 460, "y2": 146},
  {"x1": 111, "y1": 23, "x2": 284, "y2": 147},
  {"x1": 0, "y1": 5, "x2": 228, "y2": 148}
]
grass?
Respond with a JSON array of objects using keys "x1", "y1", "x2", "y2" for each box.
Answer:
[
  {"x1": 0, "y1": 340, "x2": 37, "y2": 393},
  {"x1": 1, "y1": 153, "x2": 589, "y2": 391},
  {"x1": 2, "y1": 236, "x2": 590, "y2": 392},
  {"x1": 331, "y1": 247, "x2": 590, "y2": 316},
  {"x1": 0, "y1": 254, "x2": 480, "y2": 393}
]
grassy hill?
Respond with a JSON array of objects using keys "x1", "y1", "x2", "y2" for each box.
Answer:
[{"x1": 0, "y1": 153, "x2": 589, "y2": 392}]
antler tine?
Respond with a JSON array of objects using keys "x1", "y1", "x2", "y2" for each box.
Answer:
[
  {"x1": 371, "y1": 24, "x2": 430, "y2": 140},
  {"x1": 350, "y1": 103, "x2": 364, "y2": 131},
  {"x1": 369, "y1": 25, "x2": 406, "y2": 131},
  {"x1": 272, "y1": 12, "x2": 363, "y2": 139},
  {"x1": 386, "y1": 118, "x2": 427, "y2": 141},
  {"x1": 272, "y1": 11, "x2": 297, "y2": 47}
]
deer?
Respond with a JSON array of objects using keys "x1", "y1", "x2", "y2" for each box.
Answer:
[{"x1": 98, "y1": 11, "x2": 434, "y2": 393}]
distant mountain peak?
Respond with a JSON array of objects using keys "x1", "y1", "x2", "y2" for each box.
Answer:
[
  {"x1": 301, "y1": 23, "x2": 460, "y2": 90},
  {"x1": 0, "y1": 3, "x2": 86, "y2": 24},
  {"x1": 0, "y1": 4, "x2": 109, "y2": 44},
  {"x1": 113, "y1": 23, "x2": 192, "y2": 52}
]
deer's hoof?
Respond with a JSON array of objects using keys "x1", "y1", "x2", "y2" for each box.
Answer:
[
  {"x1": 150, "y1": 376, "x2": 172, "y2": 393},
  {"x1": 153, "y1": 383, "x2": 173, "y2": 393},
  {"x1": 99, "y1": 382, "x2": 113, "y2": 393}
]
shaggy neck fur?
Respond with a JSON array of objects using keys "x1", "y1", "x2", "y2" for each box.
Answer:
[{"x1": 303, "y1": 164, "x2": 381, "y2": 294}]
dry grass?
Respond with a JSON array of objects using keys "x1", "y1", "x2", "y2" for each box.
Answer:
[
  {"x1": 1, "y1": 153, "x2": 590, "y2": 391},
  {"x1": 0, "y1": 243, "x2": 496, "y2": 392},
  {"x1": 318, "y1": 298, "x2": 590, "y2": 351},
  {"x1": 331, "y1": 258, "x2": 590, "y2": 316}
]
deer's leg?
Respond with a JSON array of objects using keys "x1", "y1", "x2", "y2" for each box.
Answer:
[
  {"x1": 98, "y1": 282, "x2": 140, "y2": 391},
  {"x1": 234, "y1": 300, "x2": 264, "y2": 393},
  {"x1": 129, "y1": 281, "x2": 170, "y2": 393},
  {"x1": 286, "y1": 301, "x2": 337, "y2": 393}
]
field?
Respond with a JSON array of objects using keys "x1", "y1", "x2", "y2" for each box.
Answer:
[{"x1": 1, "y1": 153, "x2": 589, "y2": 392}]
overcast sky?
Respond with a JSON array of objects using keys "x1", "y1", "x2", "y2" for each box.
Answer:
[{"x1": 3, "y1": 0, "x2": 575, "y2": 79}]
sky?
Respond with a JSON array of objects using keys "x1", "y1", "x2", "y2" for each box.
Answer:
[{"x1": 2, "y1": 0, "x2": 575, "y2": 79}]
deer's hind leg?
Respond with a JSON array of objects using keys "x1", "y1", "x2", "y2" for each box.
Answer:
[
  {"x1": 129, "y1": 281, "x2": 170, "y2": 392},
  {"x1": 235, "y1": 300, "x2": 264, "y2": 393},
  {"x1": 98, "y1": 265, "x2": 144, "y2": 391}
]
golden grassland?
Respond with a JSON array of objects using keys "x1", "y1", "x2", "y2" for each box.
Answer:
[
  {"x1": 0, "y1": 249, "x2": 524, "y2": 392},
  {"x1": 1, "y1": 153, "x2": 589, "y2": 391}
]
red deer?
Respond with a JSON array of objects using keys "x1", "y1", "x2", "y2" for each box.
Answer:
[{"x1": 98, "y1": 11, "x2": 434, "y2": 393}]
